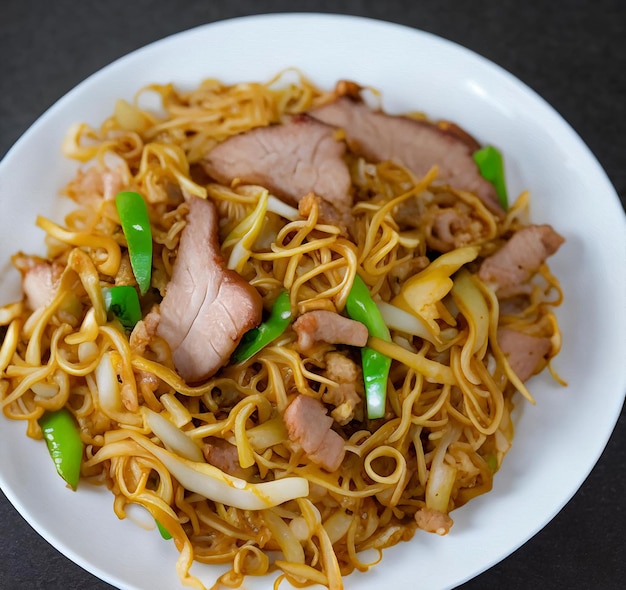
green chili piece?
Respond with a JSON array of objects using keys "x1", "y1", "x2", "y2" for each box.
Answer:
[
  {"x1": 473, "y1": 145, "x2": 508, "y2": 210},
  {"x1": 103, "y1": 285, "x2": 142, "y2": 329},
  {"x1": 232, "y1": 290, "x2": 292, "y2": 363},
  {"x1": 345, "y1": 274, "x2": 392, "y2": 419},
  {"x1": 115, "y1": 191, "x2": 153, "y2": 295},
  {"x1": 38, "y1": 408, "x2": 83, "y2": 490},
  {"x1": 156, "y1": 519, "x2": 173, "y2": 540}
]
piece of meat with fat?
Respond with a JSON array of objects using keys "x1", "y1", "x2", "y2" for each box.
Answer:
[
  {"x1": 297, "y1": 192, "x2": 350, "y2": 233},
  {"x1": 283, "y1": 394, "x2": 346, "y2": 472},
  {"x1": 310, "y1": 97, "x2": 504, "y2": 216},
  {"x1": 322, "y1": 352, "x2": 363, "y2": 425},
  {"x1": 13, "y1": 254, "x2": 63, "y2": 310},
  {"x1": 202, "y1": 114, "x2": 352, "y2": 229},
  {"x1": 129, "y1": 306, "x2": 161, "y2": 354},
  {"x1": 414, "y1": 507, "x2": 453, "y2": 535},
  {"x1": 65, "y1": 151, "x2": 129, "y2": 204},
  {"x1": 156, "y1": 197, "x2": 263, "y2": 382},
  {"x1": 478, "y1": 224, "x2": 564, "y2": 291},
  {"x1": 203, "y1": 436, "x2": 252, "y2": 479},
  {"x1": 428, "y1": 208, "x2": 483, "y2": 251},
  {"x1": 497, "y1": 328, "x2": 552, "y2": 382},
  {"x1": 293, "y1": 310, "x2": 368, "y2": 352}
]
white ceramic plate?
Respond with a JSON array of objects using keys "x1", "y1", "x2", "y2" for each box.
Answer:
[{"x1": 1, "y1": 13, "x2": 624, "y2": 590}]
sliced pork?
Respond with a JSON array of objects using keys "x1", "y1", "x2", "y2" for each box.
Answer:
[
  {"x1": 321, "y1": 352, "x2": 363, "y2": 425},
  {"x1": 129, "y1": 306, "x2": 160, "y2": 354},
  {"x1": 203, "y1": 436, "x2": 253, "y2": 479},
  {"x1": 414, "y1": 507, "x2": 453, "y2": 536},
  {"x1": 65, "y1": 151, "x2": 130, "y2": 204},
  {"x1": 297, "y1": 192, "x2": 350, "y2": 232},
  {"x1": 478, "y1": 224, "x2": 564, "y2": 291},
  {"x1": 202, "y1": 114, "x2": 353, "y2": 229},
  {"x1": 310, "y1": 97, "x2": 504, "y2": 216},
  {"x1": 292, "y1": 310, "x2": 368, "y2": 352},
  {"x1": 283, "y1": 394, "x2": 346, "y2": 472},
  {"x1": 13, "y1": 254, "x2": 63, "y2": 311},
  {"x1": 497, "y1": 328, "x2": 552, "y2": 382},
  {"x1": 157, "y1": 197, "x2": 263, "y2": 382}
]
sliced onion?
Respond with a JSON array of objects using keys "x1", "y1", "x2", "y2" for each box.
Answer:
[
  {"x1": 267, "y1": 195, "x2": 300, "y2": 220},
  {"x1": 264, "y1": 509, "x2": 305, "y2": 564},
  {"x1": 124, "y1": 503, "x2": 157, "y2": 531},
  {"x1": 246, "y1": 417, "x2": 288, "y2": 451},
  {"x1": 159, "y1": 393, "x2": 192, "y2": 428},
  {"x1": 131, "y1": 434, "x2": 309, "y2": 510},
  {"x1": 425, "y1": 424, "x2": 460, "y2": 513},
  {"x1": 322, "y1": 510, "x2": 353, "y2": 544},
  {"x1": 143, "y1": 407, "x2": 204, "y2": 463},
  {"x1": 94, "y1": 351, "x2": 122, "y2": 412},
  {"x1": 376, "y1": 301, "x2": 435, "y2": 343}
]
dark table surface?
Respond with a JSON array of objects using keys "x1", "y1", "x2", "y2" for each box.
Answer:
[{"x1": 1, "y1": 1, "x2": 625, "y2": 589}]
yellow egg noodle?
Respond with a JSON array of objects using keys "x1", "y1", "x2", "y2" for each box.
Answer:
[{"x1": 0, "y1": 71, "x2": 563, "y2": 589}]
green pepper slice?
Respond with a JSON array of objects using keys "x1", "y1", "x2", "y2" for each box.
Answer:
[
  {"x1": 38, "y1": 408, "x2": 83, "y2": 490},
  {"x1": 156, "y1": 519, "x2": 173, "y2": 540},
  {"x1": 473, "y1": 145, "x2": 509, "y2": 210},
  {"x1": 232, "y1": 290, "x2": 292, "y2": 363},
  {"x1": 345, "y1": 274, "x2": 392, "y2": 419},
  {"x1": 103, "y1": 285, "x2": 142, "y2": 329},
  {"x1": 115, "y1": 191, "x2": 153, "y2": 295}
]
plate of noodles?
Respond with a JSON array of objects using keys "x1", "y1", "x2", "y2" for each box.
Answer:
[{"x1": 0, "y1": 13, "x2": 624, "y2": 590}]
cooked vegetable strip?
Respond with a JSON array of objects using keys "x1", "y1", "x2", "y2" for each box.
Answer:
[
  {"x1": 232, "y1": 290, "x2": 292, "y2": 363},
  {"x1": 143, "y1": 408, "x2": 204, "y2": 463},
  {"x1": 473, "y1": 145, "x2": 508, "y2": 210},
  {"x1": 345, "y1": 274, "x2": 392, "y2": 419},
  {"x1": 103, "y1": 286, "x2": 142, "y2": 329},
  {"x1": 224, "y1": 189, "x2": 269, "y2": 272},
  {"x1": 367, "y1": 337, "x2": 456, "y2": 384},
  {"x1": 115, "y1": 191, "x2": 153, "y2": 295},
  {"x1": 156, "y1": 519, "x2": 173, "y2": 540},
  {"x1": 392, "y1": 246, "x2": 480, "y2": 339},
  {"x1": 38, "y1": 408, "x2": 83, "y2": 490},
  {"x1": 450, "y1": 269, "x2": 490, "y2": 385},
  {"x1": 128, "y1": 432, "x2": 309, "y2": 510}
]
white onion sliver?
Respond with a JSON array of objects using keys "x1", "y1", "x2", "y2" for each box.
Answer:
[
  {"x1": 94, "y1": 352, "x2": 122, "y2": 411},
  {"x1": 376, "y1": 301, "x2": 434, "y2": 342},
  {"x1": 267, "y1": 195, "x2": 300, "y2": 220},
  {"x1": 144, "y1": 408, "x2": 204, "y2": 463},
  {"x1": 125, "y1": 503, "x2": 157, "y2": 531},
  {"x1": 134, "y1": 436, "x2": 309, "y2": 510}
]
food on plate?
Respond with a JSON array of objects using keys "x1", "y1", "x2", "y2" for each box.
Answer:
[{"x1": 0, "y1": 71, "x2": 564, "y2": 589}]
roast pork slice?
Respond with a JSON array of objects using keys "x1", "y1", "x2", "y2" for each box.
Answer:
[
  {"x1": 283, "y1": 394, "x2": 346, "y2": 472},
  {"x1": 478, "y1": 224, "x2": 564, "y2": 291},
  {"x1": 157, "y1": 197, "x2": 263, "y2": 382},
  {"x1": 13, "y1": 254, "x2": 63, "y2": 311},
  {"x1": 292, "y1": 310, "x2": 368, "y2": 352},
  {"x1": 202, "y1": 114, "x2": 352, "y2": 228},
  {"x1": 310, "y1": 97, "x2": 504, "y2": 216},
  {"x1": 497, "y1": 328, "x2": 552, "y2": 382},
  {"x1": 202, "y1": 437, "x2": 252, "y2": 479}
]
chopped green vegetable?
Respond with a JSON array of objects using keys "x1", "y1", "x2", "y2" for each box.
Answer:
[
  {"x1": 232, "y1": 290, "x2": 292, "y2": 363},
  {"x1": 156, "y1": 519, "x2": 172, "y2": 540},
  {"x1": 473, "y1": 145, "x2": 508, "y2": 210},
  {"x1": 485, "y1": 453, "x2": 499, "y2": 473},
  {"x1": 115, "y1": 191, "x2": 153, "y2": 295},
  {"x1": 38, "y1": 408, "x2": 83, "y2": 490},
  {"x1": 103, "y1": 285, "x2": 142, "y2": 329},
  {"x1": 345, "y1": 274, "x2": 392, "y2": 420}
]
